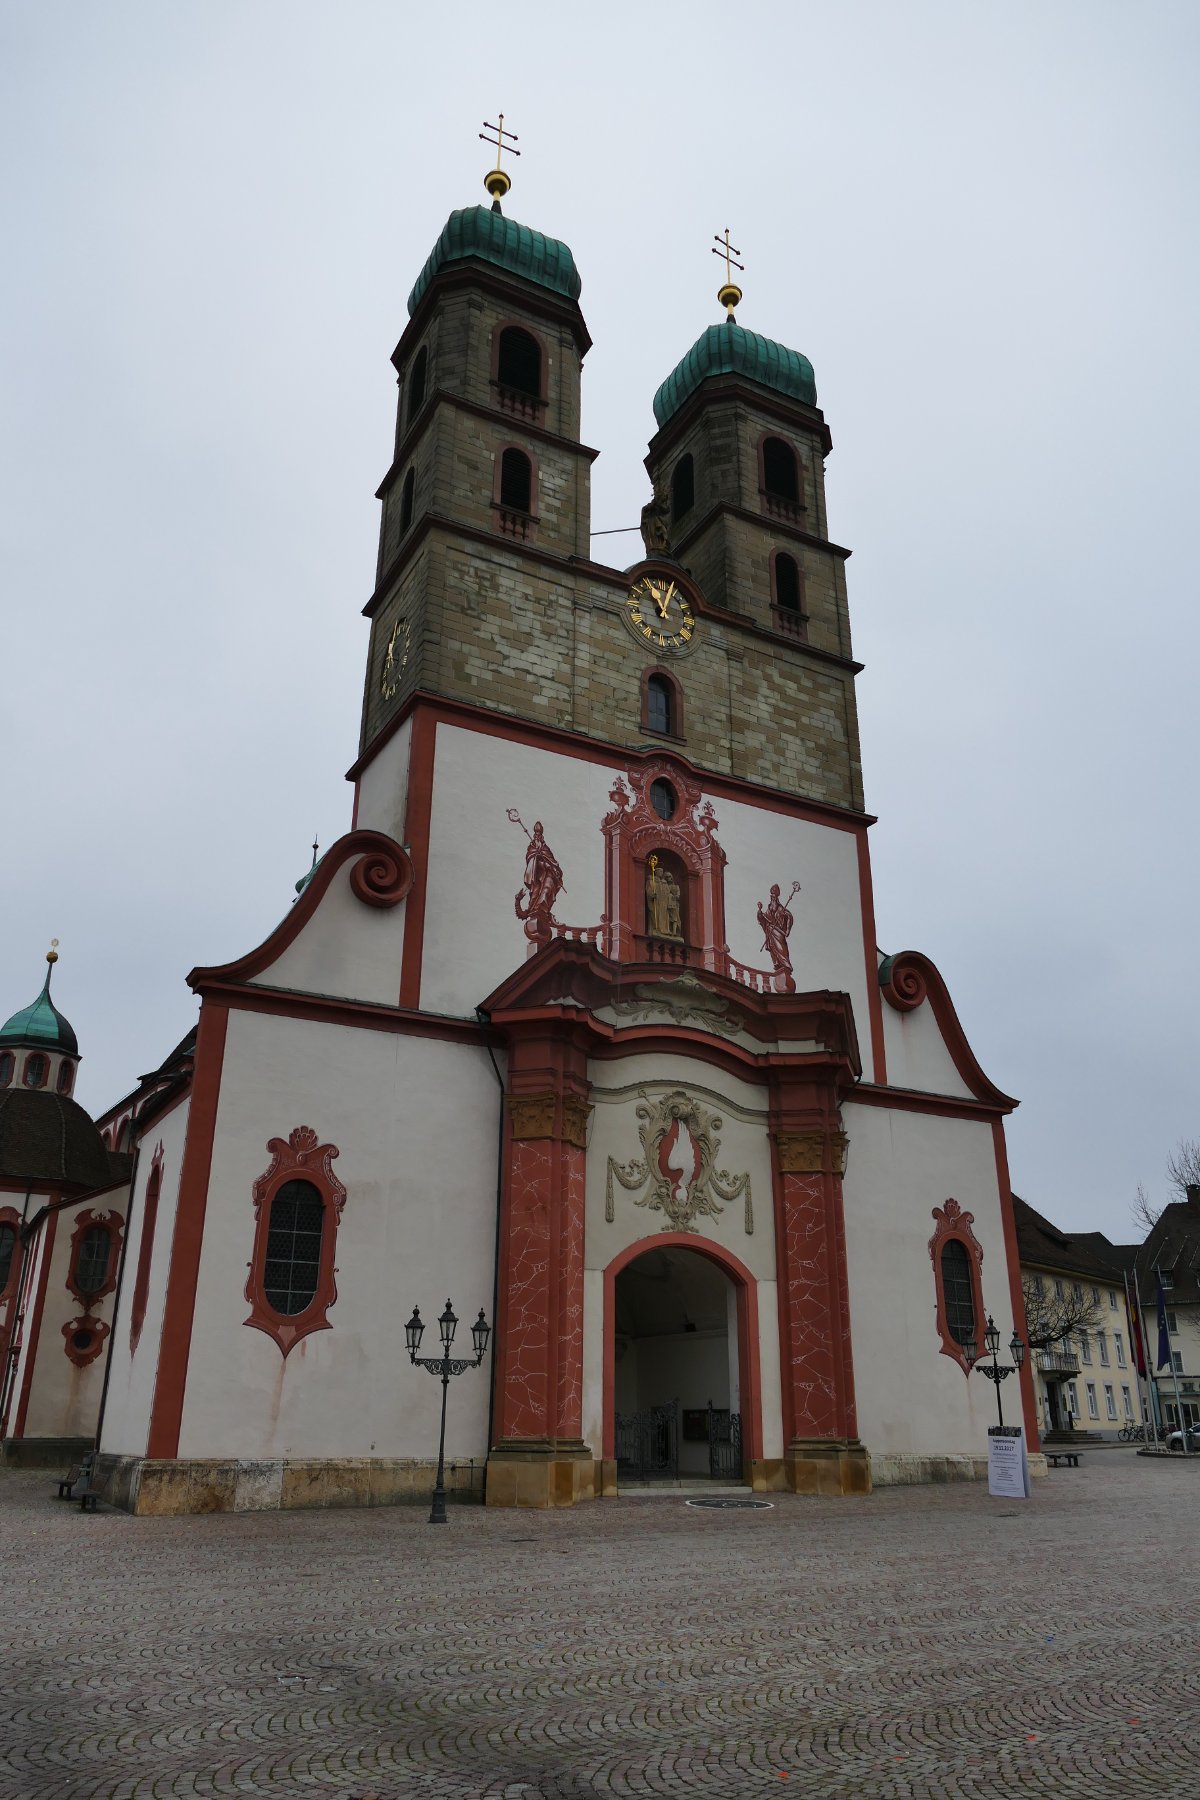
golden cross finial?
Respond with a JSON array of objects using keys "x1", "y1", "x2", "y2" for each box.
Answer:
[
  {"x1": 480, "y1": 113, "x2": 520, "y2": 204},
  {"x1": 712, "y1": 228, "x2": 744, "y2": 319}
]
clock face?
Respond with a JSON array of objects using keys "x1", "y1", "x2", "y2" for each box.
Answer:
[
  {"x1": 380, "y1": 614, "x2": 411, "y2": 700},
  {"x1": 626, "y1": 575, "x2": 696, "y2": 652}
]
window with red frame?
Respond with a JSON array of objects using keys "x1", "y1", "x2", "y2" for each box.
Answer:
[
  {"x1": 940, "y1": 1240, "x2": 976, "y2": 1349},
  {"x1": 23, "y1": 1053, "x2": 48, "y2": 1090},
  {"x1": 56, "y1": 1059, "x2": 73, "y2": 1095},
  {"x1": 0, "y1": 1052, "x2": 13, "y2": 1087},
  {"x1": 263, "y1": 1180, "x2": 324, "y2": 1316},
  {"x1": 74, "y1": 1224, "x2": 112, "y2": 1298},
  {"x1": 0, "y1": 1222, "x2": 16, "y2": 1295}
]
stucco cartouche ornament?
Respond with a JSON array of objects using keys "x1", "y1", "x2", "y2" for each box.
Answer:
[{"x1": 605, "y1": 1088, "x2": 752, "y2": 1235}]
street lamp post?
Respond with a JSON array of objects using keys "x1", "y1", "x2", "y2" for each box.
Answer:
[
  {"x1": 406, "y1": 1299, "x2": 491, "y2": 1525},
  {"x1": 965, "y1": 1314, "x2": 1026, "y2": 1429}
]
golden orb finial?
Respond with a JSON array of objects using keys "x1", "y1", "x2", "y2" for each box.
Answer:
[
  {"x1": 480, "y1": 113, "x2": 520, "y2": 207},
  {"x1": 712, "y1": 227, "x2": 745, "y2": 320},
  {"x1": 46, "y1": 937, "x2": 59, "y2": 967}
]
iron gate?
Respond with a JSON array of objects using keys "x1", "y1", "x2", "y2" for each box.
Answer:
[
  {"x1": 615, "y1": 1399, "x2": 679, "y2": 1480},
  {"x1": 707, "y1": 1400, "x2": 743, "y2": 1481}
]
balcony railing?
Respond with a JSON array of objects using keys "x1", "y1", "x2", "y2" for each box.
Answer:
[{"x1": 1037, "y1": 1349, "x2": 1080, "y2": 1376}]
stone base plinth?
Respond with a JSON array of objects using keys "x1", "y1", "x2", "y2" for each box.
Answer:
[
  {"x1": 784, "y1": 1438, "x2": 873, "y2": 1496},
  {"x1": 869, "y1": 1451, "x2": 1049, "y2": 1486},
  {"x1": 93, "y1": 1454, "x2": 486, "y2": 1516},
  {"x1": 485, "y1": 1442, "x2": 595, "y2": 1509},
  {"x1": 1, "y1": 1435, "x2": 92, "y2": 1470}
]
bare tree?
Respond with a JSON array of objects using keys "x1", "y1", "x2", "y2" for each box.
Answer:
[
  {"x1": 1165, "y1": 1139, "x2": 1200, "y2": 1204},
  {"x1": 1131, "y1": 1182, "x2": 1162, "y2": 1235},
  {"x1": 1021, "y1": 1276, "x2": 1107, "y2": 1350}
]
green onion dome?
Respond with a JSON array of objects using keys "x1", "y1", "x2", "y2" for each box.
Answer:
[
  {"x1": 653, "y1": 320, "x2": 817, "y2": 428},
  {"x1": 407, "y1": 205, "x2": 582, "y2": 316},
  {"x1": 0, "y1": 956, "x2": 77, "y2": 1055}
]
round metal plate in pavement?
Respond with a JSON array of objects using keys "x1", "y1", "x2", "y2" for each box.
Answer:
[{"x1": 684, "y1": 1497, "x2": 774, "y2": 1509}]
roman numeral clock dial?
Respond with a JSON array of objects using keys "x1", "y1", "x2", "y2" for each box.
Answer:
[{"x1": 625, "y1": 575, "x2": 697, "y2": 652}]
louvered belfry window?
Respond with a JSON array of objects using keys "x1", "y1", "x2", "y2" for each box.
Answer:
[
  {"x1": 940, "y1": 1239, "x2": 975, "y2": 1346},
  {"x1": 263, "y1": 1179, "x2": 324, "y2": 1316}
]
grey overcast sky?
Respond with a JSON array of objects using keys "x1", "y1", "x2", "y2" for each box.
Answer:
[{"x1": 2, "y1": 2, "x2": 1196, "y2": 1240}]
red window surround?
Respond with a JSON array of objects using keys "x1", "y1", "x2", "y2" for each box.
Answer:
[
  {"x1": 928, "y1": 1198, "x2": 987, "y2": 1374},
  {"x1": 244, "y1": 1126, "x2": 347, "y2": 1356},
  {"x1": 128, "y1": 1143, "x2": 164, "y2": 1354},
  {"x1": 23, "y1": 1053, "x2": 49, "y2": 1090},
  {"x1": 65, "y1": 1209, "x2": 123, "y2": 1309},
  {"x1": 0, "y1": 1206, "x2": 21, "y2": 1306},
  {"x1": 0, "y1": 1052, "x2": 13, "y2": 1088}
]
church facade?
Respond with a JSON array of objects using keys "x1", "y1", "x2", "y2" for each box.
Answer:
[{"x1": 2, "y1": 173, "x2": 1041, "y2": 1510}]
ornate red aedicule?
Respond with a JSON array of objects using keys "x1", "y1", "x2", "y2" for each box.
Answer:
[
  {"x1": 65, "y1": 1209, "x2": 123, "y2": 1309},
  {"x1": 244, "y1": 1126, "x2": 347, "y2": 1356},
  {"x1": 928, "y1": 1197, "x2": 988, "y2": 1374}
]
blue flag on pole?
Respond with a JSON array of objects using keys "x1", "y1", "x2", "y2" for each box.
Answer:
[{"x1": 1156, "y1": 1271, "x2": 1172, "y2": 1370}]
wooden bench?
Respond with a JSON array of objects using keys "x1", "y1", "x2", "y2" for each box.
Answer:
[{"x1": 1047, "y1": 1451, "x2": 1080, "y2": 1468}]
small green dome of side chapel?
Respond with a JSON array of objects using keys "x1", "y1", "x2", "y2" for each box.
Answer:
[
  {"x1": 653, "y1": 320, "x2": 817, "y2": 428},
  {"x1": 407, "y1": 205, "x2": 583, "y2": 316}
]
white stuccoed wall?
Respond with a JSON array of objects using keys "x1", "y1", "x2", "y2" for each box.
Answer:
[
  {"x1": 176, "y1": 1012, "x2": 500, "y2": 1463},
  {"x1": 841, "y1": 1098, "x2": 1016, "y2": 1458},
  {"x1": 101, "y1": 1096, "x2": 191, "y2": 1457},
  {"x1": 249, "y1": 861, "x2": 409, "y2": 1007},
  {"x1": 880, "y1": 1000, "x2": 974, "y2": 1099},
  {"x1": 23, "y1": 1186, "x2": 129, "y2": 1439},
  {"x1": 354, "y1": 716, "x2": 412, "y2": 846}
]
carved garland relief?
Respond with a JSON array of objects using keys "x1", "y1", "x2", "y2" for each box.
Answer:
[{"x1": 605, "y1": 1088, "x2": 753, "y2": 1235}]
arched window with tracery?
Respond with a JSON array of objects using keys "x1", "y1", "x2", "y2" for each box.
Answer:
[
  {"x1": 407, "y1": 345, "x2": 428, "y2": 423},
  {"x1": 928, "y1": 1198, "x2": 987, "y2": 1373},
  {"x1": 245, "y1": 1127, "x2": 347, "y2": 1355},
  {"x1": 495, "y1": 326, "x2": 543, "y2": 419},
  {"x1": 671, "y1": 454, "x2": 694, "y2": 522}
]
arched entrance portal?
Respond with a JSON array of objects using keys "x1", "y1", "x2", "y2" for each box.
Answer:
[{"x1": 611, "y1": 1244, "x2": 742, "y2": 1485}]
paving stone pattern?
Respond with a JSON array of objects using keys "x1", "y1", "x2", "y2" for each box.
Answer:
[{"x1": 3, "y1": 1456, "x2": 1198, "y2": 1799}]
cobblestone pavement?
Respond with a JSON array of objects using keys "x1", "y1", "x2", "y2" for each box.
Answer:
[{"x1": 3, "y1": 1455, "x2": 1199, "y2": 1800}]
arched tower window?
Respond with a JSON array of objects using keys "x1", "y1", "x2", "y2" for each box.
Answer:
[
  {"x1": 263, "y1": 1180, "x2": 324, "y2": 1316},
  {"x1": 497, "y1": 326, "x2": 541, "y2": 399},
  {"x1": 772, "y1": 552, "x2": 807, "y2": 639},
  {"x1": 0, "y1": 1052, "x2": 13, "y2": 1088},
  {"x1": 399, "y1": 466, "x2": 415, "y2": 534},
  {"x1": 23, "y1": 1053, "x2": 48, "y2": 1090},
  {"x1": 647, "y1": 676, "x2": 672, "y2": 735},
  {"x1": 500, "y1": 448, "x2": 533, "y2": 514},
  {"x1": 671, "y1": 454, "x2": 694, "y2": 522},
  {"x1": 74, "y1": 1225, "x2": 112, "y2": 1298},
  {"x1": 56, "y1": 1059, "x2": 74, "y2": 1096},
  {"x1": 762, "y1": 436, "x2": 800, "y2": 503},
  {"x1": 407, "y1": 345, "x2": 428, "y2": 423}
]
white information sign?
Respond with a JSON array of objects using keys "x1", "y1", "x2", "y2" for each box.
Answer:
[{"x1": 987, "y1": 1425, "x2": 1032, "y2": 1499}]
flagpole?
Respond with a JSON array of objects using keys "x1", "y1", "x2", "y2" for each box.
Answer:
[
  {"x1": 1157, "y1": 1265, "x2": 1190, "y2": 1453},
  {"x1": 1123, "y1": 1267, "x2": 1155, "y2": 1447},
  {"x1": 1135, "y1": 1266, "x2": 1161, "y2": 1447}
]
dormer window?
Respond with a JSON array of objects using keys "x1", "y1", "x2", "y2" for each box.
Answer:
[
  {"x1": 407, "y1": 345, "x2": 428, "y2": 424},
  {"x1": 496, "y1": 326, "x2": 543, "y2": 420},
  {"x1": 671, "y1": 454, "x2": 694, "y2": 522}
]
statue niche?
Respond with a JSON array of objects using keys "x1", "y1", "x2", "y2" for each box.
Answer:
[{"x1": 643, "y1": 849, "x2": 687, "y2": 945}]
